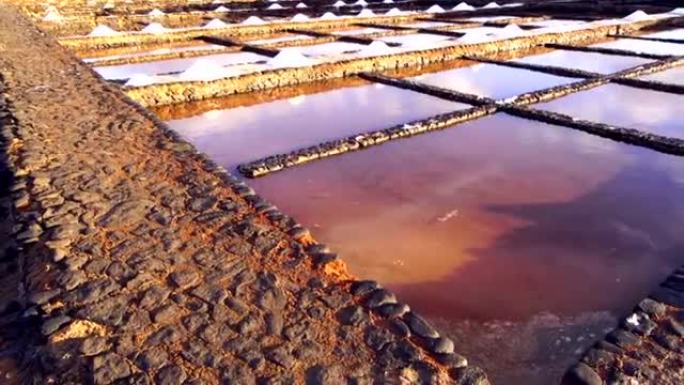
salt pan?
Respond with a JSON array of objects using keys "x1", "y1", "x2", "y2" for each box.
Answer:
[
  {"x1": 291, "y1": 13, "x2": 310, "y2": 22},
  {"x1": 320, "y1": 12, "x2": 338, "y2": 20},
  {"x1": 357, "y1": 9, "x2": 375, "y2": 17},
  {"x1": 148, "y1": 8, "x2": 165, "y2": 16},
  {"x1": 267, "y1": 3, "x2": 283, "y2": 9},
  {"x1": 268, "y1": 49, "x2": 317, "y2": 68},
  {"x1": 178, "y1": 59, "x2": 229, "y2": 81},
  {"x1": 426, "y1": 5, "x2": 445, "y2": 13},
  {"x1": 204, "y1": 18, "x2": 229, "y2": 29},
  {"x1": 482, "y1": 2, "x2": 500, "y2": 8},
  {"x1": 242, "y1": 16, "x2": 266, "y2": 25},
  {"x1": 88, "y1": 24, "x2": 121, "y2": 37},
  {"x1": 42, "y1": 6, "x2": 63, "y2": 22},
  {"x1": 453, "y1": 2, "x2": 475, "y2": 11},
  {"x1": 124, "y1": 74, "x2": 157, "y2": 86},
  {"x1": 141, "y1": 23, "x2": 169, "y2": 34},
  {"x1": 623, "y1": 10, "x2": 651, "y2": 21},
  {"x1": 296, "y1": 2, "x2": 308, "y2": 8}
]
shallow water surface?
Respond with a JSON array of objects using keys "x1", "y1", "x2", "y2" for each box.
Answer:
[
  {"x1": 645, "y1": 28, "x2": 684, "y2": 40},
  {"x1": 536, "y1": 83, "x2": 682, "y2": 139},
  {"x1": 592, "y1": 38, "x2": 684, "y2": 56},
  {"x1": 406, "y1": 62, "x2": 575, "y2": 99},
  {"x1": 513, "y1": 49, "x2": 652, "y2": 74},
  {"x1": 164, "y1": 82, "x2": 467, "y2": 169},
  {"x1": 94, "y1": 51, "x2": 268, "y2": 80},
  {"x1": 638, "y1": 67, "x2": 684, "y2": 86},
  {"x1": 249, "y1": 113, "x2": 684, "y2": 385}
]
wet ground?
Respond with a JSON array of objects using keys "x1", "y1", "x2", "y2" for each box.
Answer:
[
  {"x1": 163, "y1": 81, "x2": 467, "y2": 169},
  {"x1": 536, "y1": 83, "x2": 682, "y2": 139},
  {"x1": 513, "y1": 49, "x2": 652, "y2": 74},
  {"x1": 244, "y1": 113, "x2": 684, "y2": 384},
  {"x1": 406, "y1": 61, "x2": 575, "y2": 99}
]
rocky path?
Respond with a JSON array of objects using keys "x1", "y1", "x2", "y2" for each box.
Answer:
[{"x1": 0, "y1": 5, "x2": 478, "y2": 385}]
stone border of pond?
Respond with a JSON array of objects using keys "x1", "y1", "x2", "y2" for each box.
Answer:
[
  {"x1": 236, "y1": 55, "x2": 684, "y2": 178},
  {"x1": 561, "y1": 265, "x2": 684, "y2": 385}
]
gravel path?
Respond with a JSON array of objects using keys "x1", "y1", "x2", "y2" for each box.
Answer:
[{"x1": 0, "y1": 6, "x2": 478, "y2": 385}]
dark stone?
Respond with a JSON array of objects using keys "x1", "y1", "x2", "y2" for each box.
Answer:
[
  {"x1": 581, "y1": 348, "x2": 616, "y2": 367},
  {"x1": 596, "y1": 340, "x2": 622, "y2": 354},
  {"x1": 265, "y1": 346, "x2": 295, "y2": 369},
  {"x1": 637, "y1": 298, "x2": 667, "y2": 317},
  {"x1": 155, "y1": 365, "x2": 187, "y2": 385},
  {"x1": 81, "y1": 336, "x2": 110, "y2": 356},
  {"x1": 560, "y1": 363, "x2": 601, "y2": 385},
  {"x1": 237, "y1": 313, "x2": 263, "y2": 335},
  {"x1": 146, "y1": 326, "x2": 183, "y2": 346},
  {"x1": 338, "y1": 305, "x2": 367, "y2": 326},
  {"x1": 181, "y1": 340, "x2": 219, "y2": 368},
  {"x1": 667, "y1": 318, "x2": 684, "y2": 337},
  {"x1": 170, "y1": 269, "x2": 201, "y2": 290},
  {"x1": 94, "y1": 353, "x2": 132, "y2": 384},
  {"x1": 152, "y1": 304, "x2": 181, "y2": 323},
  {"x1": 135, "y1": 349, "x2": 169, "y2": 371},
  {"x1": 140, "y1": 286, "x2": 171, "y2": 309},
  {"x1": 374, "y1": 303, "x2": 410, "y2": 319},
  {"x1": 220, "y1": 362, "x2": 255, "y2": 385},
  {"x1": 364, "y1": 326, "x2": 394, "y2": 352},
  {"x1": 188, "y1": 196, "x2": 217, "y2": 212},
  {"x1": 607, "y1": 329, "x2": 640, "y2": 349},
  {"x1": 258, "y1": 288, "x2": 287, "y2": 311},
  {"x1": 266, "y1": 312, "x2": 283, "y2": 336},
  {"x1": 404, "y1": 312, "x2": 439, "y2": 339},
  {"x1": 393, "y1": 340, "x2": 420, "y2": 362},
  {"x1": 305, "y1": 365, "x2": 343, "y2": 385},
  {"x1": 622, "y1": 312, "x2": 657, "y2": 336},
  {"x1": 41, "y1": 315, "x2": 71, "y2": 336},
  {"x1": 115, "y1": 373, "x2": 151, "y2": 385},
  {"x1": 430, "y1": 336, "x2": 455, "y2": 354},
  {"x1": 190, "y1": 284, "x2": 228, "y2": 304},
  {"x1": 77, "y1": 295, "x2": 128, "y2": 326},
  {"x1": 388, "y1": 319, "x2": 411, "y2": 338},
  {"x1": 435, "y1": 352, "x2": 467, "y2": 368},
  {"x1": 450, "y1": 366, "x2": 491, "y2": 385},
  {"x1": 349, "y1": 280, "x2": 379, "y2": 297},
  {"x1": 365, "y1": 289, "x2": 397, "y2": 308}
]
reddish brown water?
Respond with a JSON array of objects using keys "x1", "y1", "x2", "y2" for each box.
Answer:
[
  {"x1": 536, "y1": 83, "x2": 683, "y2": 139},
  {"x1": 165, "y1": 82, "x2": 467, "y2": 169},
  {"x1": 407, "y1": 62, "x2": 575, "y2": 99},
  {"x1": 245, "y1": 114, "x2": 684, "y2": 385},
  {"x1": 513, "y1": 49, "x2": 652, "y2": 74}
]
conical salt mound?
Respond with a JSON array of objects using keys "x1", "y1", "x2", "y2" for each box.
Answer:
[
  {"x1": 179, "y1": 59, "x2": 228, "y2": 81},
  {"x1": 214, "y1": 6, "x2": 229, "y2": 12},
  {"x1": 426, "y1": 4, "x2": 445, "y2": 13},
  {"x1": 141, "y1": 22, "x2": 168, "y2": 34},
  {"x1": 241, "y1": 16, "x2": 265, "y2": 25},
  {"x1": 267, "y1": 3, "x2": 283, "y2": 9},
  {"x1": 356, "y1": 0, "x2": 368, "y2": 5},
  {"x1": 296, "y1": 2, "x2": 308, "y2": 8},
  {"x1": 498, "y1": 23, "x2": 525, "y2": 36},
  {"x1": 453, "y1": 2, "x2": 475, "y2": 11},
  {"x1": 357, "y1": 9, "x2": 375, "y2": 17},
  {"x1": 383, "y1": 0, "x2": 393, "y2": 3},
  {"x1": 671, "y1": 7, "x2": 684, "y2": 15},
  {"x1": 623, "y1": 10, "x2": 650, "y2": 21},
  {"x1": 148, "y1": 8, "x2": 165, "y2": 16},
  {"x1": 43, "y1": 6, "x2": 63, "y2": 22},
  {"x1": 482, "y1": 2, "x2": 500, "y2": 8},
  {"x1": 320, "y1": 12, "x2": 338, "y2": 20},
  {"x1": 204, "y1": 18, "x2": 229, "y2": 28},
  {"x1": 88, "y1": 24, "x2": 121, "y2": 37},
  {"x1": 385, "y1": 8, "x2": 403, "y2": 16},
  {"x1": 333, "y1": 0, "x2": 346, "y2": 7},
  {"x1": 125, "y1": 74, "x2": 156, "y2": 87},
  {"x1": 291, "y1": 13, "x2": 310, "y2": 22},
  {"x1": 268, "y1": 49, "x2": 316, "y2": 68},
  {"x1": 359, "y1": 41, "x2": 394, "y2": 56}
]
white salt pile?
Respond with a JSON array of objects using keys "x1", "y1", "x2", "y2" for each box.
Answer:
[
  {"x1": 623, "y1": 10, "x2": 651, "y2": 21},
  {"x1": 357, "y1": 9, "x2": 375, "y2": 17},
  {"x1": 453, "y1": 2, "x2": 475, "y2": 11},
  {"x1": 320, "y1": 12, "x2": 338, "y2": 20},
  {"x1": 148, "y1": 8, "x2": 165, "y2": 16},
  {"x1": 385, "y1": 8, "x2": 404, "y2": 16},
  {"x1": 358, "y1": 41, "x2": 395, "y2": 57},
  {"x1": 482, "y1": 2, "x2": 500, "y2": 8},
  {"x1": 241, "y1": 16, "x2": 266, "y2": 25},
  {"x1": 204, "y1": 18, "x2": 229, "y2": 28},
  {"x1": 267, "y1": 3, "x2": 283, "y2": 9},
  {"x1": 383, "y1": 0, "x2": 394, "y2": 3},
  {"x1": 498, "y1": 23, "x2": 526, "y2": 36},
  {"x1": 214, "y1": 6, "x2": 229, "y2": 12},
  {"x1": 334, "y1": 0, "x2": 346, "y2": 7},
  {"x1": 88, "y1": 24, "x2": 121, "y2": 37},
  {"x1": 124, "y1": 74, "x2": 157, "y2": 87},
  {"x1": 291, "y1": 13, "x2": 310, "y2": 22},
  {"x1": 296, "y1": 2, "x2": 308, "y2": 8},
  {"x1": 178, "y1": 59, "x2": 228, "y2": 81},
  {"x1": 268, "y1": 49, "x2": 317, "y2": 68},
  {"x1": 141, "y1": 23, "x2": 168, "y2": 34},
  {"x1": 42, "y1": 6, "x2": 63, "y2": 22},
  {"x1": 355, "y1": 0, "x2": 368, "y2": 6},
  {"x1": 426, "y1": 4, "x2": 445, "y2": 13},
  {"x1": 671, "y1": 7, "x2": 684, "y2": 15}
]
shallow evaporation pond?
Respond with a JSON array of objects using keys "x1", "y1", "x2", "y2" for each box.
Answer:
[
  {"x1": 401, "y1": 21, "x2": 455, "y2": 28},
  {"x1": 246, "y1": 33, "x2": 315, "y2": 45},
  {"x1": 249, "y1": 113, "x2": 684, "y2": 385},
  {"x1": 331, "y1": 27, "x2": 388, "y2": 36},
  {"x1": 94, "y1": 51, "x2": 269, "y2": 80},
  {"x1": 163, "y1": 81, "x2": 467, "y2": 169},
  {"x1": 405, "y1": 61, "x2": 575, "y2": 99},
  {"x1": 513, "y1": 49, "x2": 652, "y2": 74},
  {"x1": 644, "y1": 28, "x2": 684, "y2": 40},
  {"x1": 378, "y1": 33, "x2": 457, "y2": 47},
  {"x1": 536, "y1": 83, "x2": 682, "y2": 139},
  {"x1": 637, "y1": 66, "x2": 684, "y2": 86},
  {"x1": 290, "y1": 41, "x2": 367, "y2": 59},
  {"x1": 591, "y1": 38, "x2": 684, "y2": 56}
]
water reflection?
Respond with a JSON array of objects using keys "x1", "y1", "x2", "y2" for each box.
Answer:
[
  {"x1": 536, "y1": 83, "x2": 682, "y2": 139},
  {"x1": 406, "y1": 61, "x2": 575, "y2": 99},
  {"x1": 164, "y1": 82, "x2": 467, "y2": 169},
  {"x1": 249, "y1": 114, "x2": 684, "y2": 384},
  {"x1": 645, "y1": 28, "x2": 684, "y2": 40},
  {"x1": 592, "y1": 38, "x2": 684, "y2": 56},
  {"x1": 638, "y1": 67, "x2": 684, "y2": 86},
  {"x1": 513, "y1": 49, "x2": 651, "y2": 74}
]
